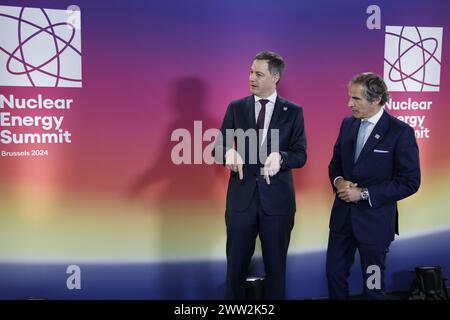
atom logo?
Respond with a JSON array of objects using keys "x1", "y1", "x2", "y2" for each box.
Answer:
[
  {"x1": 383, "y1": 26, "x2": 443, "y2": 92},
  {"x1": 0, "y1": 5, "x2": 82, "y2": 88}
]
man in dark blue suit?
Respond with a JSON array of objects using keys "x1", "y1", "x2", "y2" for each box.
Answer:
[
  {"x1": 327, "y1": 72, "x2": 421, "y2": 299},
  {"x1": 214, "y1": 51, "x2": 307, "y2": 299}
]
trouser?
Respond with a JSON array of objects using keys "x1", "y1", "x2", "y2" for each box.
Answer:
[
  {"x1": 326, "y1": 213, "x2": 389, "y2": 300},
  {"x1": 225, "y1": 189, "x2": 294, "y2": 299}
]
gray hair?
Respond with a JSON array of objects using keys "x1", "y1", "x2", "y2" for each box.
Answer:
[{"x1": 350, "y1": 72, "x2": 390, "y2": 106}]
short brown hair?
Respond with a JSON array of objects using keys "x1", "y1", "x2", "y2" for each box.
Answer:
[{"x1": 254, "y1": 51, "x2": 285, "y2": 80}]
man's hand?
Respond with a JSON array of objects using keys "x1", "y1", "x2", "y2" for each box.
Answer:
[
  {"x1": 334, "y1": 177, "x2": 356, "y2": 190},
  {"x1": 263, "y1": 152, "x2": 282, "y2": 185},
  {"x1": 225, "y1": 149, "x2": 244, "y2": 180},
  {"x1": 334, "y1": 177, "x2": 361, "y2": 202},
  {"x1": 337, "y1": 185, "x2": 362, "y2": 202}
]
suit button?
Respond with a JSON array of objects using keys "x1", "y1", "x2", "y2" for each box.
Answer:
[{"x1": 253, "y1": 173, "x2": 257, "y2": 177}]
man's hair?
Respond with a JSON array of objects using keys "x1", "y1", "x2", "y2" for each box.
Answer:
[
  {"x1": 254, "y1": 51, "x2": 285, "y2": 81},
  {"x1": 350, "y1": 72, "x2": 390, "y2": 106}
]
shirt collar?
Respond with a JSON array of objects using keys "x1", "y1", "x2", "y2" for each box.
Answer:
[
  {"x1": 254, "y1": 91, "x2": 277, "y2": 105},
  {"x1": 364, "y1": 107, "x2": 384, "y2": 125}
]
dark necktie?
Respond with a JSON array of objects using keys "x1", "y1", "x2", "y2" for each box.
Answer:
[{"x1": 256, "y1": 99, "x2": 269, "y2": 130}]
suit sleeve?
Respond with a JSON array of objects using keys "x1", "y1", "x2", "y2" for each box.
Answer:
[
  {"x1": 366, "y1": 126, "x2": 421, "y2": 208},
  {"x1": 279, "y1": 107, "x2": 307, "y2": 170},
  {"x1": 328, "y1": 120, "x2": 345, "y2": 192},
  {"x1": 213, "y1": 103, "x2": 235, "y2": 164}
]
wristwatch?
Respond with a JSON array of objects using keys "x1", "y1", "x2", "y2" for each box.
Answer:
[{"x1": 360, "y1": 188, "x2": 369, "y2": 201}]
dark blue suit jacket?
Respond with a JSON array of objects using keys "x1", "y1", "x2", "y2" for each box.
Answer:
[
  {"x1": 329, "y1": 111, "x2": 420, "y2": 246},
  {"x1": 214, "y1": 95, "x2": 307, "y2": 215}
]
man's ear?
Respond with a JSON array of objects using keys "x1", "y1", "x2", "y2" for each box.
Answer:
[
  {"x1": 373, "y1": 96, "x2": 382, "y2": 106},
  {"x1": 272, "y1": 73, "x2": 280, "y2": 84}
]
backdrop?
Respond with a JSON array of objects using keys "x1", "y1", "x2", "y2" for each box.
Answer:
[{"x1": 0, "y1": 0, "x2": 449, "y2": 299}]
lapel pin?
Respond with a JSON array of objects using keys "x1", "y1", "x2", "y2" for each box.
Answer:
[
  {"x1": 375, "y1": 134, "x2": 380, "y2": 139},
  {"x1": 283, "y1": 106, "x2": 287, "y2": 111}
]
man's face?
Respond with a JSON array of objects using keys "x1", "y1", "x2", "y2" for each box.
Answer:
[
  {"x1": 249, "y1": 59, "x2": 279, "y2": 98},
  {"x1": 348, "y1": 84, "x2": 381, "y2": 119}
]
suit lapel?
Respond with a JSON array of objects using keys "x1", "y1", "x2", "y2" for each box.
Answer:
[
  {"x1": 268, "y1": 96, "x2": 283, "y2": 131},
  {"x1": 355, "y1": 111, "x2": 390, "y2": 164},
  {"x1": 247, "y1": 96, "x2": 256, "y2": 129},
  {"x1": 263, "y1": 96, "x2": 283, "y2": 148},
  {"x1": 349, "y1": 118, "x2": 360, "y2": 163}
]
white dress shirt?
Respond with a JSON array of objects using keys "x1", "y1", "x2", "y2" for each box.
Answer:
[
  {"x1": 254, "y1": 91, "x2": 277, "y2": 145},
  {"x1": 360, "y1": 108, "x2": 384, "y2": 145}
]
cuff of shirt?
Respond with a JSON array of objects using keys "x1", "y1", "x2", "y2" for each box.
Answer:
[
  {"x1": 333, "y1": 176, "x2": 343, "y2": 188},
  {"x1": 367, "y1": 189, "x2": 373, "y2": 207}
]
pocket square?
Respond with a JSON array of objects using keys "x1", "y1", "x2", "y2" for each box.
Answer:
[{"x1": 373, "y1": 149, "x2": 389, "y2": 153}]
